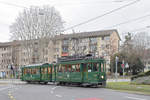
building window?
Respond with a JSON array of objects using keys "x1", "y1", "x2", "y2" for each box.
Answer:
[
  {"x1": 62, "y1": 39, "x2": 69, "y2": 45},
  {"x1": 90, "y1": 45, "x2": 97, "y2": 52},
  {"x1": 104, "y1": 36, "x2": 110, "y2": 41},
  {"x1": 62, "y1": 46, "x2": 68, "y2": 52},
  {"x1": 55, "y1": 48, "x2": 59, "y2": 52},
  {"x1": 90, "y1": 37, "x2": 97, "y2": 44}
]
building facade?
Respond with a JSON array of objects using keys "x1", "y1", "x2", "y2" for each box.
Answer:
[
  {"x1": 50, "y1": 29, "x2": 120, "y2": 72},
  {"x1": 0, "y1": 29, "x2": 120, "y2": 78}
]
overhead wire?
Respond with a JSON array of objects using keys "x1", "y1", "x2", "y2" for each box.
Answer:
[
  {"x1": 0, "y1": 0, "x2": 130, "y2": 8},
  {"x1": 0, "y1": 0, "x2": 142, "y2": 33},
  {"x1": 63, "y1": 0, "x2": 140, "y2": 31},
  {"x1": 130, "y1": 26, "x2": 150, "y2": 32},
  {"x1": 0, "y1": 1, "x2": 27, "y2": 8},
  {"x1": 104, "y1": 13, "x2": 150, "y2": 29}
]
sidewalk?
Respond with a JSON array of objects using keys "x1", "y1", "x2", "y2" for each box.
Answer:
[
  {"x1": 0, "y1": 79, "x2": 26, "y2": 84},
  {"x1": 107, "y1": 79, "x2": 131, "y2": 82}
]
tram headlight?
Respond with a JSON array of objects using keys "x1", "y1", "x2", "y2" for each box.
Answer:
[{"x1": 101, "y1": 75, "x2": 104, "y2": 79}]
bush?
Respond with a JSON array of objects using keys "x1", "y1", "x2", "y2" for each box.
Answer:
[
  {"x1": 131, "y1": 70, "x2": 150, "y2": 80},
  {"x1": 131, "y1": 76, "x2": 150, "y2": 85},
  {"x1": 145, "y1": 71, "x2": 150, "y2": 76}
]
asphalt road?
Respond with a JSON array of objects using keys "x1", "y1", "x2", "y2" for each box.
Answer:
[{"x1": 0, "y1": 83, "x2": 150, "y2": 100}]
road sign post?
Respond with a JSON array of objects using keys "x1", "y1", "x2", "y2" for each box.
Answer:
[
  {"x1": 122, "y1": 60, "x2": 125, "y2": 79},
  {"x1": 115, "y1": 56, "x2": 119, "y2": 82}
]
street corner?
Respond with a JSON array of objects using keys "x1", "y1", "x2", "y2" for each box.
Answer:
[{"x1": 76, "y1": 98, "x2": 103, "y2": 100}]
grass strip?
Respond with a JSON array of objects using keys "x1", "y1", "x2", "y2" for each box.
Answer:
[{"x1": 106, "y1": 82, "x2": 150, "y2": 95}]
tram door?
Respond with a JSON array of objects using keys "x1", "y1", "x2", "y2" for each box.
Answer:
[
  {"x1": 51, "y1": 65, "x2": 56, "y2": 82},
  {"x1": 47, "y1": 65, "x2": 52, "y2": 82},
  {"x1": 82, "y1": 63, "x2": 88, "y2": 83},
  {"x1": 41, "y1": 67, "x2": 48, "y2": 81}
]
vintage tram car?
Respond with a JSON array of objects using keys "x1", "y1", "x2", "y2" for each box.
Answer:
[{"x1": 21, "y1": 55, "x2": 106, "y2": 87}]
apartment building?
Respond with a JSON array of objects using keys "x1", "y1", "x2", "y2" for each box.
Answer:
[
  {"x1": 0, "y1": 42, "x2": 13, "y2": 78},
  {"x1": 0, "y1": 29, "x2": 120, "y2": 78},
  {"x1": 50, "y1": 29, "x2": 120, "y2": 71}
]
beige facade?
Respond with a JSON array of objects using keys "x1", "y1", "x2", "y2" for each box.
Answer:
[
  {"x1": 0, "y1": 42, "x2": 12, "y2": 78},
  {"x1": 0, "y1": 29, "x2": 120, "y2": 78},
  {"x1": 49, "y1": 29, "x2": 120, "y2": 72}
]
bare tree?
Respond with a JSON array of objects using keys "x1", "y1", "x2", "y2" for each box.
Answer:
[
  {"x1": 10, "y1": 5, "x2": 64, "y2": 64},
  {"x1": 132, "y1": 32, "x2": 150, "y2": 66}
]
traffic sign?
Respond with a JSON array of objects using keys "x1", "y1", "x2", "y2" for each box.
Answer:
[{"x1": 121, "y1": 64, "x2": 125, "y2": 68}]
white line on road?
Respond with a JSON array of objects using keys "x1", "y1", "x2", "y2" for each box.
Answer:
[
  {"x1": 51, "y1": 86, "x2": 60, "y2": 90},
  {"x1": 125, "y1": 96, "x2": 147, "y2": 100},
  {"x1": 0, "y1": 86, "x2": 12, "y2": 91},
  {"x1": 55, "y1": 94, "x2": 62, "y2": 98},
  {"x1": 50, "y1": 91, "x2": 54, "y2": 94},
  {"x1": 51, "y1": 86, "x2": 61, "y2": 94}
]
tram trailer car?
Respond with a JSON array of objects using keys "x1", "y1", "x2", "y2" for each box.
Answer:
[
  {"x1": 21, "y1": 58, "x2": 106, "y2": 87},
  {"x1": 21, "y1": 63, "x2": 56, "y2": 84}
]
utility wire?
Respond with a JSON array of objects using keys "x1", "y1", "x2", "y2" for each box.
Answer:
[
  {"x1": 104, "y1": 13, "x2": 150, "y2": 29},
  {"x1": 63, "y1": 0, "x2": 140, "y2": 31},
  {"x1": 130, "y1": 26, "x2": 150, "y2": 32},
  {"x1": 0, "y1": 1, "x2": 27, "y2": 8},
  {"x1": 0, "y1": 0, "x2": 130, "y2": 8}
]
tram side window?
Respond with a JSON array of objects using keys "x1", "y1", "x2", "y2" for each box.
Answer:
[
  {"x1": 68, "y1": 65, "x2": 71, "y2": 72},
  {"x1": 76, "y1": 64, "x2": 80, "y2": 72},
  {"x1": 72, "y1": 65, "x2": 76, "y2": 72},
  {"x1": 58, "y1": 65, "x2": 65, "y2": 73},
  {"x1": 65, "y1": 65, "x2": 68, "y2": 72},
  {"x1": 32, "y1": 68, "x2": 37, "y2": 74},
  {"x1": 58, "y1": 65, "x2": 62, "y2": 72},
  {"x1": 24, "y1": 69, "x2": 26, "y2": 75},
  {"x1": 36, "y1": 68, "x2": 40, "y2": 74},
  {"x1": 48, "y1": 67, "x2": 51, "y2": 74},
  {"x1": 87, "y1": 63, "x2": 92, "y2": 72},
  {"x1": 26, "y1": 68, "x2": 31, "y2": 74},
  {"x1": 93, "y1": 63, "x2": 99, "y2": 72},
  {"x1": 52, "y1": 65, "x2": 55, "y2": 73},
  {"x1": 41, "y1": 68, "x2": 47, "y2": 74},
  {"x1": 31, "y1": 68, "x2": 34, "y2": 74},
  {"x1": 101, "y1": 63, "x2": 104, "y2": 72}
]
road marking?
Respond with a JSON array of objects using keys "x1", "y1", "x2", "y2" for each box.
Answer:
[
  {"x1": 50, "y1": 90, "x2": 54, "y2": 94},
  {"x1": 0, "y1": 86, "x2": 11, "y2": 91},
  {"x1": 55, "y1": 94, "x2": 62, "y2": 98},
  {"x1": 125, "y1": 96, "x2": 147, "y2": 100},
  {"x1": 10, "y1": 96, "x2": 14, "y2": 99},
  {"x1": 51, "y1": 86, "x2": 61, "y2": 94},
  {"x1": 51, "y1": 86, "x2": 60, "y2": 90}
]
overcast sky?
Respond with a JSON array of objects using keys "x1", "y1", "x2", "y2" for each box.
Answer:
[{"x1": 0, "y1": 0, "x2": 150, "y2": 42}]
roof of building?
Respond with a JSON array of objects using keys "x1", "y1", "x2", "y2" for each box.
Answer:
[
  {"x1": 54, "y1": 29, "x2": 121, "y2": 40},
  {"x1": 0, "y1": 42, "x2": 12, "y2": 47},
  {"x1": 0, "y1": 29, "x2": 120, "y2": 46},
  {"x1": 0, "y1": 40, "x2": 21, "y2": 47}
]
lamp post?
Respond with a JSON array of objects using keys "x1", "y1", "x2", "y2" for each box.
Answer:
[
  {"x1": 115, "y1": 56, "x2": 119, "y2": 81},
  {"x1": 122, "y1": 60, "x2": 125, "y2": 78}
]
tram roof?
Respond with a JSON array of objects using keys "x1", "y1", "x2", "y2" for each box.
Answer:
[
  {"x1": 57, "y1": 58, "x2": 105, "y2": 65},
  {"x1": 22, "y1": 63, "x2": 50, "y2": 68}
]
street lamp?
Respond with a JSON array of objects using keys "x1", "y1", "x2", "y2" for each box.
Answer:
[{"x1": 115, "y1": 56, "x2": 119, "y2": 81}]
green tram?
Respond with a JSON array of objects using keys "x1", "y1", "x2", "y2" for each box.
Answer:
[
  {"x1": 21, "y1": 63, "x2": 56, "y2": 84},
  {"x1": 21, "y1": 56, "x2": 106, "y2": 87}
]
